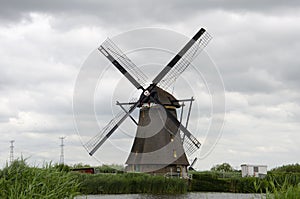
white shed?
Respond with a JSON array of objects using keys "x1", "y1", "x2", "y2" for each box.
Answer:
[{"x1": 241, "y1": 164, "x2": 267, "y2": 178}]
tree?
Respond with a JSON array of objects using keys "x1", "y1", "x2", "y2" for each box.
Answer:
[
  {"x1": 211, "y1": 163, "x2": 233, "y2": 172},
  {"x1": 72, "y1": 163, "x2": 91, "y2": 168},
  {"x1": 271, "y1": 163, "x2": 300, "y2": 173}
]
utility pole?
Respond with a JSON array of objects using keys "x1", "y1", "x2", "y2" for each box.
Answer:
[
  {"x1": 10, "y1": 140, "x2": 15, "y2": 165},
  {"x1": 59, "y1": 137, "x2": 65, "y2": 165}
]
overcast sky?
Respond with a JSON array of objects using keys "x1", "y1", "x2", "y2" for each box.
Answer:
[{"x1": 0, "y1": 0, "x2": 299, "y2": 170}]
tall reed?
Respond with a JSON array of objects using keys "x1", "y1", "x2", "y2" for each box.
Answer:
[
  {"x1": 0, "y1": 159, "x2": 80, "y2": 198},
  {"x1": 76, "y1": 172, "x2": 187, "y2": 194},
  {"x1": 264, "y1": 175, "x2": 300, "y2": 199}
]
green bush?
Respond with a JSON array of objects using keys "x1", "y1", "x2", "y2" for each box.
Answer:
[
  {"x1": 77, "y1": 168, "x2": 300, "y2": 195},
  {"x1": 96, "y1": 164, "x2": 124, "y2": 173},
  {"x1": 189, "y1": 172, "x2": 231, "y2": 192},
  {"x1": 189, "y1": 171, "x2": 300, "y2": 193},
  {"x1": 76, "y1": 172, "x2": 187, "y2": 194}
]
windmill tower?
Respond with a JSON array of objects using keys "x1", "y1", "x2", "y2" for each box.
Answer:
[{"x1": 84, "y1": 28, "x2": 211, "y2": 177}]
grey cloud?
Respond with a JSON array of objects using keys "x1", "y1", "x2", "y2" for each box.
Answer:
[
  {"x1": 1, "y1": 0, "x2": 300, "y2": 25},
  {"x1": 224, "y1": 68, "x2": 283, "y2": 93}
]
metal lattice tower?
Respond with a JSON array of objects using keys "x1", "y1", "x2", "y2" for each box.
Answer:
[
  {"x1": 59, "y1": 137, "x2": 65, "y2": 164},
  {"x1": 10, "y1": 140, "x2": 15, "y2": 164}
]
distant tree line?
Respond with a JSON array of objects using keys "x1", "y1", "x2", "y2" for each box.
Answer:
[{"x1": 271, "y1": 163, "x2": 300, "y2": 173}]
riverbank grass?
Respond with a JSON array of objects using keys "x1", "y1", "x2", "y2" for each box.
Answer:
[{"x1": 0, "y1": 160, "x2": 80, "y2": 198}]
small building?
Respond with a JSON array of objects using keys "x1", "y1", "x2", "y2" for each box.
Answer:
[
  {"x1": 72, "y1": 167, "x2": 95, "y2": 174},
  {"x1": 241, "y1": 164, "x2": 267, "y2": 178}
]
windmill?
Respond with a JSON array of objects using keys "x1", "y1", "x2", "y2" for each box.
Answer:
[{"x1": 84, "y1": 28, "x2": 212, "y2": 177}]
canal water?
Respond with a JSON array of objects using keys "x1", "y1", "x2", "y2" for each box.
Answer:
[{"x1": 76, "y1": 192, "x2": 263, "y2": 199}]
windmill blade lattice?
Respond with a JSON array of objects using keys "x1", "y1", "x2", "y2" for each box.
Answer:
[
  {"x1": 85, "y1": 98, "x2": 138, "y2": 155},
  {"x1": 157, "y1": 31, "x2": 212, "y2": 90},
  {"x1": 101, "y1": 38, "x2": 149, "y2": 88},
  {"x1": 84, "y1": 110, "x2": 127, "y2": 155},
  {"x1": 183, "y1": 133, "x2": 201, "y2": 156}
]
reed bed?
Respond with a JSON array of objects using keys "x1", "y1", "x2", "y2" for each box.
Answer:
[
  {"x1": 76, "y1": 172, "x2": 188, "y2": 194},
  {"x1": 0, "y1": 160, "x2": 80, "y2": 198},
  {"x1": 263, "y1": 175, "x2": 300, "y2": 199},
  {"x1": 2, "y1": 161, "x2": 299, "y2": 197}
]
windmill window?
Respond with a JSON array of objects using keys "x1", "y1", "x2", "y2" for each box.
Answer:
[{"x1": 173, "y1": 150, "x2": 177, "y2": 158}]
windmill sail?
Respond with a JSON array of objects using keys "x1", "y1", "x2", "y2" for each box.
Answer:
[
  {"x1": 85, "y1": 100, "x2": 139, "y2": 155},
  {"x1": 183, "y1": 133, "x2": 201, "y2": 156},
  {"x1": 167, "y1": 107, "x2": 201, "y2": 156},
  {"x1": 84, "y1": 110, "x2": 127, "y2": 155},
  {"x1": 100, "y1": 38, "x2": 148, "y2": 88},
  {"x1": 157, "y1": 30, "x2": 212, "y2": 90},
  {"x1": 149, "y1": 95, "x2": 201, "y2": 156}
]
